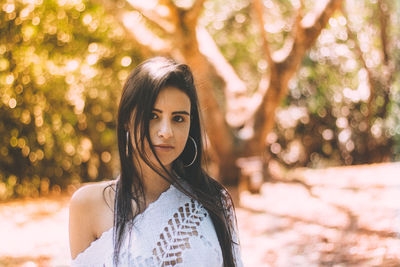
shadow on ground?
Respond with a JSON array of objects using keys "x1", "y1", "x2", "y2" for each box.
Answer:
[{"x1": 238, "y1": 162, "x2": 400, "y2": 266}]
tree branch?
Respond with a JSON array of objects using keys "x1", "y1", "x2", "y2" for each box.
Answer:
[
  {"x1": 185, "y1": 0, "x2": 207, "y2": 24},
  {"x1": 197, "y1": 26, "x2": 250, "y2": 127},
  {"x1": 126, "y1": 1, "x2": 175, "y2": 34},
  {"x1": 247, "y1": 0, "x2": 343, "y2": 155},
  {"x1": 341, "y1": 5, "x2": 375, "y2": 122},
  {"x1": 378, "y1": 0, "x2": 390, "y2": 65},
  {"x1": 274, "y1": 4, "x2": 302, "y2": 63},
  {"x1": 252, "y1": 0, "x2": 274, "y2": 67},
  {"x1": 90, "y1": 0, "x2": 164, "y2": 56},
  {"x1": 197, "y1": 26, "x2": 247, "y2": 97},
  {"x1": 158, "y1": 0, "x2": 180, "y2": 29},
  {"x1": 279, "y1": 0, "x2": 343, "y2": 92},
  {"x1": 121, "y1": 12, "x2": 171, "y2": 53},
  {"x1": 301, "y1": 0, "x2": 343, "y2": 47}
]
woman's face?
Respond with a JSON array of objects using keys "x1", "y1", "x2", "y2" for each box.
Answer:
[{"x1": 130, "y1": 86, "x2": 191, "y2": 169}]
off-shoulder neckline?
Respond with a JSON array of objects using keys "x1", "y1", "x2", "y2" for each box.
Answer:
[{"x1": 72, "y1": 184, "x2": 176, "y2": 262}]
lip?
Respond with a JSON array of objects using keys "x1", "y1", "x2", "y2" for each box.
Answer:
[{"x1": 154, "y1": 144, "x2": 174, "y2": 150}]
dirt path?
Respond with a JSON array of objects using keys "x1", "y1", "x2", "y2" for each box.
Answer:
[
  {"x1": 0, "y1": 196, "x2": 70, "y2": 267},
  {"x1": 238, "y1": 162, "x2": 400, "y2": 266},
  {"x1": 1, "y1": 163, "x2": 400, "y2": 266}
]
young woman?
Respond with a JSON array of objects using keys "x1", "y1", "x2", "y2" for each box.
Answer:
[{"x1": 69, "y1": 57, "x2": 243, "y2": 266}]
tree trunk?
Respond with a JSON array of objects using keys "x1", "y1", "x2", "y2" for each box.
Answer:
[
  {"x1": 174, "y1": 15, "x2": 241, "y2": 184},
  {"x1": 105, "y1": 0, "x2": 344, "y2": 186},
  {"x1": 245, "y1": 0, "x2": 344, "y2": 157}
]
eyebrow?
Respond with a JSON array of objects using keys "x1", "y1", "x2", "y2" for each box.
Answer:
[{"x1": 153, "y1": 108, "x2": 190, "y2": 116}]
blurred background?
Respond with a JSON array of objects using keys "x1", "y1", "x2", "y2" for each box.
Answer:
[{"x1": 0, "y1": 0, "x2": 399, "y2": 266}]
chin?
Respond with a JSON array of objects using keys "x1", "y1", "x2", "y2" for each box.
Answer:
[{"x1": 152, "y1": 158, "x2": 173, "y2": 169}]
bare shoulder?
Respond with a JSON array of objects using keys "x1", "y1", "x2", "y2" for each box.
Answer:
[
  {"x1": 69, "y1": 180, "x2": 116, "y2": 259},
  {"x1": 70, "y1": 180, "x2": 116, "y2": 210}
]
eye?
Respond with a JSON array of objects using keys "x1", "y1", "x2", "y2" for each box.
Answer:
[
  {"x1": 150, "y1": 113, "x2": 158, "y2": 120},
  {"x1": 173, "y1": 115, "x2": 185, "y2": 123}
]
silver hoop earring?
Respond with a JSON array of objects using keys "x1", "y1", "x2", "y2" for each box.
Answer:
[
  {"x1": 126, "y1": 131, "x2": 130, "y2": 157},
  {"x1": 183, "y1": 136, "x2": 197, "y2": 167}
]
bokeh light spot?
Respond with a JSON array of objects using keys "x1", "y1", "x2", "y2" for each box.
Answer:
[
  {"x1": 3, "y1": 3, "x2": 15, "y2": 13},
  {"x1": 121, "y1": 56, "x2": 132, "y2": 67},
  {"x1": 101, "y1": 151, "x2": 111, "y2": 163},
  {"x1": 9, "y1": 98, "x2": 17, "y2": 108}
]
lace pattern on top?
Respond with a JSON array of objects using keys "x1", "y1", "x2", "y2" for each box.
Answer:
[
  {"x1": 116, "y1": 197, "x2": 218, "y2": 267},
  {"x1": 152, "y1": 199, "x2": 208, "y2": 265},
  {"x1": 71, "y1": 184, "x2": 243, "y2": 267}
]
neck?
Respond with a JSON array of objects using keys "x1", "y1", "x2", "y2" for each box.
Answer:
[{"x1": 136, "y1": 160, "x2": 172, "y2": 204}]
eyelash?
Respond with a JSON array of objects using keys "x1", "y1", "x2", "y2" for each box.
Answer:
[
  {"x1": 150, "y1": 113, "x2": 158, "y2": 120},
  {"x1": 173, "y1": 116, "x2": 184, "y2": 123},
  {"x1": 150, "y1": 113, "x2": 185, "y2": 123}
]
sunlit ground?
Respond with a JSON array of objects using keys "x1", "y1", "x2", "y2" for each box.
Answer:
[
  {"x1": 0, "y1": 196, "x2": 70, "y2": 267},
  {"x1": 0, "y1": 163, "x2": 400, "y2": 267},
  {"x1": 239, "y1": 162, "x2": 400, "y2": 266}
]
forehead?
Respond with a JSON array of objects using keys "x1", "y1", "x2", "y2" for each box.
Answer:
[{"x1": 154, "y1": 86, "x2": 190, "y2": 110}]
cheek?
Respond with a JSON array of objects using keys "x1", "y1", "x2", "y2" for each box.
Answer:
[
  {"x1": 177, "y1": 125, "x2": 190, "y2": 149},
  {"x1": 148, "y1": 121, "x2": 162, "y2": 144}
]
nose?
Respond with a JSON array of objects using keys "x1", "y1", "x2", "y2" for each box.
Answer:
[{"x1": 158, "y1": 119, "x2": 173, "y2": 139}]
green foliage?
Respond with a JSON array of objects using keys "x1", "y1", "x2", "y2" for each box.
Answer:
[
  {"x1": 203, "y1": 0, "x2": 399, "y2": 168},
  {"x1": 1, "y1": 0, "x2": 399, "y2": 199},
  {"x1": 201, "y1": 0, "x2": 264, "y2": 92},
  {"x1": 388, "y1": 79, "x2": 400, "y2": 161},
  {"x1": 268, "y1": 0, "x2": 400, "y2": 167},
  {"x1": 0, "y1": 0, "x2": 143, "y2": 199}
]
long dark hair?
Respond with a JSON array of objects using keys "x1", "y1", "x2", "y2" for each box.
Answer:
[{"x1": 114, "y1": 57, "x2": 238, "y2": 266}]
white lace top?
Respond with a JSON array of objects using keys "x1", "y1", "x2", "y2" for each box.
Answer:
[{"x1": 71, "y1": 183, "x2": 243, "y2": 267}]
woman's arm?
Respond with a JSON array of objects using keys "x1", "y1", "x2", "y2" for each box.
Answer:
[{"x1": 69, "y1": 185, "x2": 98, "y2": 259}]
